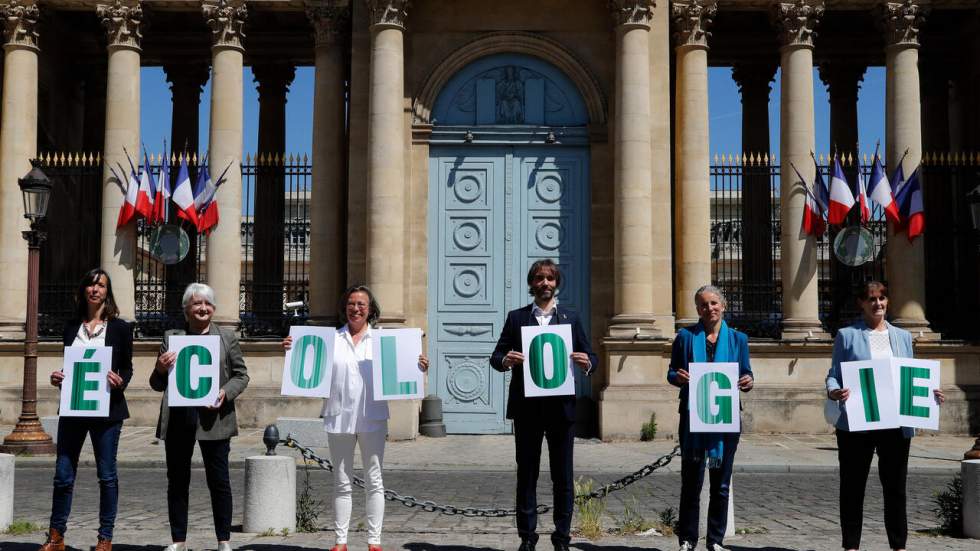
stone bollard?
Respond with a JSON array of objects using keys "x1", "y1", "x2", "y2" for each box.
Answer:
[
  {"x1": 698, "y1": 474, "x2": 735, "y2": 538},
  {"x1": 243, "y1": 455, "x2": 296, "y2": 534},
  {"x1": 964, "y1": 460, "x2": 980, "y2": 539},
  {"x1": 0, "y1": 453, "x2": 13, "y2": 532}
]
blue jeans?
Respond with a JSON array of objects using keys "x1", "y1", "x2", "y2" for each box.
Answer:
[
  {"x1": 677, "y1": 413, "x2": 740, "y2": 548},
  {"x1": 50, "y1": 417, "x2": 123, "y2": 540}
]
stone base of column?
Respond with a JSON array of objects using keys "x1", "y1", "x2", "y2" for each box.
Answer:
[
  {"x1": 0, "y1": 320, "x2": 24, "y2": 341},
  {"x1": 675, "y1": 316, "x2": 698, "y2": 332},
  {"x1": 306, "y1": 315, "x2": 341, "y2": 327},
  {"x1": 607, "y1": 314, "x2": 661, "y2": 339},
  {"x1": 377, "y1": 313, "x2": 407, "y2": 329},
  {"x1": 890, "y1": 318, "x2": 941, "y2": 341},
  {"x1": 212, "y1": 318, "x2": 241, "y2": 331},
  {"x1": 388, "y1": 400, "x2": 419, "y2": 440},
  {"x1": 781, "y1": 318, "x2": 830, "y2": 341}
]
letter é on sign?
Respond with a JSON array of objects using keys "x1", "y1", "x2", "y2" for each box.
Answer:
[
  {"x1": 70, "y1": 348, "x2": 101, "y2": 411},
  {"x1": 528, "y1": 333, "x2": 568, "y2": 389},
  {"x1": 290, "y1": 335, "x2": 327, "y2": 389},
  {"x1": 176, "y1": 345, "x2": 214, "y2": 399}
]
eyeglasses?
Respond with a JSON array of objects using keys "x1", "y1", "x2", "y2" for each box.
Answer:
[{"x1": 346, "y1": 301, "x2": 369, "y2": 310}]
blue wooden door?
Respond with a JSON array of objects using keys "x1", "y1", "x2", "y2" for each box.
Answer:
[{"x1": 428, "y1": 146, "x2": 590, "y2": 433}]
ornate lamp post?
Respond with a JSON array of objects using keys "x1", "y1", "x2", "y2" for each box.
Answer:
[
  {"x1": 966, "y1": 182, "x2": 980, "y2": 460},
  {"x1": 0, "y1": 163, "x2": 55, "y2": 454}
]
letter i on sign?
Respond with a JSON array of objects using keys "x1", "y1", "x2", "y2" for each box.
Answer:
[
  {"x1": 840, "y1": 359, "x2": 900, "y2": 431},
  {"x1": 60, "y1": 346, "x2": 112, "y2": 417},
  {"x1": 372, "y1": 328, "x2": 424, "y2": 401}
]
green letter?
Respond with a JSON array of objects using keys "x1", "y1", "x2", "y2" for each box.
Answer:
[
  {"x1": 899, "y1": 365, "x2": 931, "y2": 418},
  {"x1": 70, "y1": 348, "x2": 101, "y2": 411},
  {"x1": 175, "y1": 345, "x2": 213, "y2": 399},
  {"x1": 696, "y1": 372, "x2": 733, "y2": 424},
  {"x1": 380, "y1": 336, "x2": 417, "y2": 396},
  {"x1": 858, "y1": 367, "x2": 881, "y2": 422},
  {"x1": 290, "y1": 335, "x2": 327, "y2": 389},
  {"x1": 528, "y1": 333, "x2": 568, "y2": 389}
]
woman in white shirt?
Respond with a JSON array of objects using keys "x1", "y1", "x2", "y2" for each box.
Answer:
[{"x1": 284, "y1": 285, "x2": 428, "y2": 551}]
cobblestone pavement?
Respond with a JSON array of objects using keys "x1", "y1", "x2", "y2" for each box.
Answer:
[{"x1": 3, "y1": 466, "x2": 974, "y2": 551}]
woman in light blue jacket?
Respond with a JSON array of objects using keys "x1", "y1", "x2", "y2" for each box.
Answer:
[{"x1": 826, "y1": 281, "x2": 944, "y2": 551}]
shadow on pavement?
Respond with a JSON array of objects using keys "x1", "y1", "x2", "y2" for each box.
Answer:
[
  {"x1": 572, "y1": 543, "x2": 665, "y2": 551},
  {"x1": 402, "y1": 544, "x2": 503, "y2": 551},
  {"x1": 240, "y1": 545, "x2": 324, "y2": 551},
  {"x1": 726, "y1": 546, "x2": 804, "y2": 551},
  {"x1": 0, "y1": 545, "x2": 161, "y2": 551}
]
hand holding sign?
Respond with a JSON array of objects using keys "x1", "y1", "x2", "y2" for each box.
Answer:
[
  {"x1": 60, "y1": 346, "x2": 112, "y2": 417},
  {"x1": 167, "y1": 335, "x2": 221, "y2": 407},
  {"x1": 520, "y1": 325, "x2": 576, "y2": 398},
  {"x1": 688, "y1": 362, "x2": 740, "y2": 433},
  {"x1": 372, "y1": 328, "x2": 425, "y2": 401}
]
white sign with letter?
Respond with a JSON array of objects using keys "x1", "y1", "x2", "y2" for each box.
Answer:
[
  {"x1": 688, "y1": 362, "x2": 740, "y2": 433},
  {"x1": 281, "y1": 326, "x2": 335, "y2": 398},
  {"x1": 60, "y1": 346, "x2": 112, "y2": 417},
  {"x1": 167, "y1": 335, "x2": 221, "y2": 407},
  {"x1": 894, "y1": 358, "x2": 940, "y2": 430},
  {"x1": 372, "y1": 328, "x2": 424, "y2": 401},
  {"x1": 520, "y1": 324, "x2": 575, "y2": 398},
  {"x1": 841, "y1": 359, "x2": 900, "y2": 431}
]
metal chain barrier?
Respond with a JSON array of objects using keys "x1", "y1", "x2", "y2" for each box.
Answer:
[{"x1": 281, "y1": 436, "x2": 681, "y2": 518}]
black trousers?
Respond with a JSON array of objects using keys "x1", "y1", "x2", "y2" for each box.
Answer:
[
  {"x1": 164, "y1": 428, "x2": 232, "y2": 542},
  {"x1": 677, "y1": 424, "x2": 739, "y2": 548},
  {"x1": 514, "y1": 416, "x2": 575, "y2": 546},
  {"x1": 836, "y1": 428, "x2": 910, "y2": 550}
]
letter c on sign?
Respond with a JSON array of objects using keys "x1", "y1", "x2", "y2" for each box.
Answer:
[{"x1": 176, "y1": 345, "x2": 214, "y2": 399}]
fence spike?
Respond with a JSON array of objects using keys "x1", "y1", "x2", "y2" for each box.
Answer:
[
  {"x1": 303, "y1": 153, "x2": 309, "y2": 164},
  {"x1": 973, "y1": 151, "x2": 979, "y2": 165},
  {"x1": 95, "y1": 152, "x2": 101, "y2": 165},
  {"x1": 713, "y1": 153, "x2": 719, "y2": 164}
]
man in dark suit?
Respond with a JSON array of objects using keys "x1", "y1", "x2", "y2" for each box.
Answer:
[{"x1": 491, "y1": 259, "x2": 598, "y2": 551}]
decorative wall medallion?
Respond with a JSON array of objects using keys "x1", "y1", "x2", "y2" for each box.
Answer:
[
  {"x1": 453, "y1": 174, "x2": 483, "y2": 203},
  {"x1": 452, "y1": 220, "x2": 484, "y2": 252},
  {"x1": 535, "y1": 221, "x2": 565, "y2": 251},
  {"x1": 443, "y1": 324, "x2": 492, "y2": 338},
  {"x1": 534, "y1": 173, "x2": 564, "y2": 203},
  {"x1": 446, "y1": 358, "x2": 487, "y2": 403}
]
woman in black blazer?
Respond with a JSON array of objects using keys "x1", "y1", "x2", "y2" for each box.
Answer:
[{"x1": 40, "y1": 268, "x2": 133, "y2": 551}]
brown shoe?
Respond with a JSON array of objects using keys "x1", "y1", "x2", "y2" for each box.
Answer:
[
  {"x1": 38, "y1": 528, "x2": 65, "y2": 551},
  {"x1": 94, "y1": 538, "x2": 112, "y2": 551}
]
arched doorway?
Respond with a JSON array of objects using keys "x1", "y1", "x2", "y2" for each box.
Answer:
[{"x1": 427, "y1": 52, "x2": 592, "y2": 434}]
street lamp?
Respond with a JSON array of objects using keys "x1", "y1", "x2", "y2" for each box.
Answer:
[
  {"x1": 967, "y1": 182, "x2": 980, "y2": 461},
  {"x1": 0, "y1": 163, "x2": 55, "y2": 454}
]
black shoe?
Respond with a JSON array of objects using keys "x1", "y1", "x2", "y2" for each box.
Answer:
[
  {"x1": 518, "y1": 541, "x2": 536, "y2": 551},
  {"x1": 553, "y1": 544, "x2": 570, "y2": 551}
]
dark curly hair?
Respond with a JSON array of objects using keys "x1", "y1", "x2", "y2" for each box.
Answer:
[
  {"x1": 337, "y1": 284, "x2": 382, "y2": 327},
  {"x1": 526, "y1": 259, "x2": 562, "y2": 297}
]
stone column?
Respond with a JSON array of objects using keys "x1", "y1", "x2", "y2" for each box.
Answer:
[
  {"x1": 608, "y1": 0, "x2": 657, "y2": 337},
  {"x1": 0, "y1": 1, "x2": 39, "y2": 338},
  {"x1": 306, "y1": 1, "x2": 350, "y2": 325},
  {"x1": 732, "y1": 61, "x2": 777, "y2": 316},
  {"x1": 672, "y1": 1, "x2": 716, "y2": 328},
  {"x1": 163, "y1": 62, "x2": 209, "y2": 316},
  {"x1": 203, "y1": 0, "x2": 246, "y2": 328},
  {"x1": 365, "y1": 0, "x2": 408, "y2": 325},
  {"x1": 881, "y1": 0, "x2": 937, "y2": 338},
  {"x1": 772, "y1": 0, "x2": 828, "y2": 340},
  {"x1": 818, "y1": 62, "x2": 865, "y2": 175},
  {"x1": 97, "y1": 0, "x2": 142, "y2": 321},
  {"x1": 251, "y1": 63, "x2": 295, "y2": 325}
]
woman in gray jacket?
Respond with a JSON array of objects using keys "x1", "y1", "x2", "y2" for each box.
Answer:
[{"x1": 150, "y1": 283, "x2": 249, "y2": 551}]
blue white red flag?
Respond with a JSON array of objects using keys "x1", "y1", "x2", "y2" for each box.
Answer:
[
  {"x1": 172, "y1": 154, "x2": 199, "y2": 227},
  {"x1": 867, "y1": 153, "x2": 900, "y2": 224},
  {"x1": 134, "y1": 153, "x2": 156, "y2": 221},
  {"x1": 194, "y1": 161, "x2": 220, "y2": 234},
  {"x1": 827, "y1": 156, "x2": 854, "y2": 225},
  {"x1": 894, "y1": 166, "x2": 924, "y2": 242},
  {"x1": 154, "y1": 150, "x2": 170, "y2": 224}
]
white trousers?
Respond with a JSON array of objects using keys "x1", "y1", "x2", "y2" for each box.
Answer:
[{"x1": 327, "y1": 430, "x2": 386, "y2": 545}]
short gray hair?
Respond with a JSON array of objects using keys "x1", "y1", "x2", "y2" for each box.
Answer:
[
  {"x1": 182, "y1": 282, "x2": 216, "y2": 310},
  {"x1": 694, "y1": 285, "x2": 727, "y2": 308}
]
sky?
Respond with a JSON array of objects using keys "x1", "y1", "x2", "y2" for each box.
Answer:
[{"x1": 139, "y1": 65, "x2": 887, "y2": 162}]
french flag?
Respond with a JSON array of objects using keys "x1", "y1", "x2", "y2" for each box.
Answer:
[
  {"x1": 153, "y1": 151, "x2": 170, "y2": 224},
  {"x1": 194, "y1": 161, "x2": 220, "y2": 235},
  {"x1": 867, "y1": 153, "x2": 900, "y2": 224},
  {"x1": 171, "y1": 154, "x2": 199, "y2": 227},
  {"x1": 802, "y1": 161, "x2": 829, "y2": 237},
  {"x1": 115, "y1": 166, "x2": 139, "y2": 228},
  {"x1": 827, "y1": 156, "x2": 855, "y2": 225},
  {"x1": 134, "y1": 154, "x2": 156, "y2": 221},
  {"x1": 894, "y1": 166, "x2": 924, "y2": 241}
]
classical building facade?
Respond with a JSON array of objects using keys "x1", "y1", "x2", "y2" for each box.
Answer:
[{"x1": 0, "y1": 0, "x2": 977, "y2": 440}]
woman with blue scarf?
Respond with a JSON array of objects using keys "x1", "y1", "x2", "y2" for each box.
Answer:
[{"x1": 667, "y1": 285, "x2": 754, "y2": 551}]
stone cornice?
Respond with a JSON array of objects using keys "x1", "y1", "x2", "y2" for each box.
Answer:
[
  {"x1": 97, "y1": 1, "x2": 142, "y2": 51},
  {"x1": 1, "y1": 0, "x2": 39, "y2": 50},
  {"x1": 305, "y1": 0, "x2": 350, "y2": 47},
  {"x1": 672, "y1": 1, "x2": 717, "y2": 49},
  {"x1": 608, "y1": 0, "x2": 656, "y2": 29},
  {"x1": 771, "y1": 0, "x2": 825, "y2": 48},
  {"x1": 878, "y1": 0, "x2": 928, "y2": 47},
  {"x1": 202, "y1": 0, "x2": 247, "y2": 51},
  {"x1": 366, "y1": 0, "x2": 409, "y2": 30}
]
